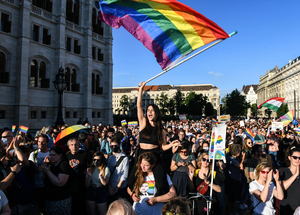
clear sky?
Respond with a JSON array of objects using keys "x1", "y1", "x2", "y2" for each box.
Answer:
[{"x1": 111, "y1": 0, "x2": 300, "y2": 100}]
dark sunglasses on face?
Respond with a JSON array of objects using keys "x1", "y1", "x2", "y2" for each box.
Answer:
[
  {"x1": 110, "y1": 145, "x2": 118, "y2": 148},
  {"x1": 180, "y1": 151, "x2": 188, "y2": 155},
  {"x1": 292, "y1": 156, "x2": 300, "y2": 160},
  {"x1": 93, "y1": 159, "x2": 101, "y2": 161},
  {"x1": 202, "y1": 158, "x2": 209, "y2": 163}
]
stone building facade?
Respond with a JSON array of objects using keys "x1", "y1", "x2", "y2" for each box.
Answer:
[
  {"x1": 241, "y1": 84, "x2": 258, "y2": 116},
  {"x1": 112, "y1": 84, "x2": 220, "y2": 116},
  {"x1": 0, "y1": 0, "x2": 113, "y2": 129},
  {"x1": 257, "y1": 56, "x2": 300, "y2": 117}
]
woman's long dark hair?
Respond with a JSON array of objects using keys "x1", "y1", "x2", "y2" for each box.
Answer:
[
  {"x1": 141, "y1": 104, "x2": 164, "y2": 146},
  {"x1": 286, "y1": 146, "x2": 300, "y2": 166}
]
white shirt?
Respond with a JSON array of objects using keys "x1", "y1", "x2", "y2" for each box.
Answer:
[
  {"x1": 249, "y1": 180, "x2": 276, "y2": 215},
  {"x1": 28, "y1": 149, "x2": 50, "y2": 188}
]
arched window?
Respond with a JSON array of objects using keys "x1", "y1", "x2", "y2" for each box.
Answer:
[
  {"x1": 0, "y1": 52, "x2": 8, "y2": 84},
  {"x1": 65, "y1": 67, "x2": 70, "y2": 91},
  {"x1": 30, "y1": 60, "x2": 38, "y2": 87},
  {"x1": 65, "y1": 66, "x2": 80, "y2": 92},
  {"x1": 66, "y1": 0, "x2": 80, "y2": 24},
  {"x1": 74, "y1": 0, "x2": 80, "y2": 25},
  {"x1": 32, "y1": 0, "x2": 52, "y2": 12},
  {"x1": 92, "y1": 72, "x2": 103, "y2": 95},
  {"x1": 92, "y1": 6, "x2": 103, "y2": 35},
  {"x1": 92, "y1": 73, "x2": 95, "y2": 94},
  {"x1": 39, "y1": 61, "x2": 46, "y2": 87},
  {"x1": 71, "y1": 69, "x2": 77, "y2": 91},
  {"x1": 92, "y1": 8, "x2": 96, "y2": 32},
  {"x1": 96, "y1": 74, "x2": 100, "y2": 92},
  {"x1": 30, "y1": 59, "x2": 49, "y2": 88}
]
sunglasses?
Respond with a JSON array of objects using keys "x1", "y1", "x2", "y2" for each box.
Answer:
[
  {"x1": 292, "y1": 156, "x2": 300, "y2": 160},
  {"x1": 202, "y1": 158, "x2": 209, "y2": 163},
  {"x1": 260, "y1": 170, "x2": 270, "y2": 174},
  {"x1": 180, "y1": 151, "x2": 188, "y2": 155},
  {"x1": 93, "y1": 159, "x2": 101, "y2": 161},
  {"x1": 110, "y1": 145, "x2": 118, "y2": 148}
]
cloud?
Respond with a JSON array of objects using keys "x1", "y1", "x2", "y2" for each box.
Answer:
[{"x1": 208, "y1": 71, "x2": 223, "y2": 77}]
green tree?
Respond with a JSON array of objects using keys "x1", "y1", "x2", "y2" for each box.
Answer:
[
  {"x1": 174, "y1": 91, "x2": 185, "y2": 114},
  {"x1": 221, "y1": 97, "x2": 227, "y2": 114},
  {"x1": 167, "y1": 98, "x2": 176, "y2": 116},
  {"x1": 205, "y1": 102, "x2": 214, "y2": 116},
  {"x1": 225, "y1": 89, "x2": 249, "y2": 116},
  {"x1": 120, "y1": 95, "x2": 130, "y2": 115},
  {"x1": 277, "y1": 103, "x2": 289, "y2": 117},
  {"x1": 251, "y1": 104, "x2": 257, "y2": 117},
  {"x1": 185, "y1": 92, "x2": 207, "y2": 116},
  {"x1": 156, "y1": 92, "x2": 169, "y2": 116}
]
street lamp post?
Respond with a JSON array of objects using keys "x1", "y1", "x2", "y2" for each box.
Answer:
[{"x1": 53, "y1": 66, "x2": 67, "y2": 126}]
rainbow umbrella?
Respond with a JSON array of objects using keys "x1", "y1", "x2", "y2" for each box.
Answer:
[{"x1": 54, "y1": 125, "x2": 90, "y2": 146}]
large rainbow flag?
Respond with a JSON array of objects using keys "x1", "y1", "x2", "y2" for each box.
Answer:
[
  {"x1": 280, "y1": 109, "x2": 294, "y2": 127},
  {"x1": 98, "y1": 0, "x2": 229, "y2": 69}
]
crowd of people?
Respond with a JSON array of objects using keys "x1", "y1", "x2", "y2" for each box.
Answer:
[{"x1": 0, "y1": 82, "x2": 300, "y2": 215}]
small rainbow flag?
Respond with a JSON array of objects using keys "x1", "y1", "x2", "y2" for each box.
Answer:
[
  {"x1": 245, "y1": 128, "x2": 255, "y2": 138},
  {"x1": 128, "y1": 121, "x2": 138, "y2": 127},
  {"x1": 294, "y1": 128, "x2": 300, "y2": 134},
  {"x1": 212, "y1": 118, "x2": 217, "y2": 123},
  {"x1": 19, "y1": 125, "x2": 28, "y2": 133},
  {"x1": 280, "y1": 109, "x2": 294, "y2": 127},
  {"x1": 11, "y1": 125, "x2": 16, "y2": 132},
  {"x1": 121, "y1": 120, "x2": 127, "y2": 126}
]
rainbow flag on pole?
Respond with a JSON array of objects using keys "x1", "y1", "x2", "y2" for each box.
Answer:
[
  {"x1": 12, "y1": 125, "x2": 16, "y2": 132},
  {"x1": 98, "y1": 0, "x2": 229, "y2": 70},
  {"x1": 280, "y1": 109, "x2": 294, "y2": 127},
  {"x1": 19, "y1": 125, "x2": 29, "y2": 133}
]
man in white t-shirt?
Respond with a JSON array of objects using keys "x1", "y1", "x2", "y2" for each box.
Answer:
[{"x1": 28, "y1": 134, "x2": 50, "y2": 214}]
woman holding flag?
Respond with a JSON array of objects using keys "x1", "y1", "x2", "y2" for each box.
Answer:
[{"x1": 128, "y1": 81, "x2": 179, "y2": 197}]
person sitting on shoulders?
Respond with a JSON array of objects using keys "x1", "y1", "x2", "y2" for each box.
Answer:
[{"x1": 127, "y1": 152, "x2": 176, "y2": 215}]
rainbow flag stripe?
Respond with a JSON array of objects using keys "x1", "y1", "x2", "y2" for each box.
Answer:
[
  {"x1": 216, "y1": 135, "x2": 223, "y2": 144},
  {"x1": 19, "y1": 125, "x2": 28, "y2": 133},
  {"x1": 245, "y1": 128, "x2": 255, "y2": 138},
  {"x1": 12, "y1": 125, "x2": 16, "y2": 132},
  {"x1": 280, "y1": 109, "x2": 294, "y2": 127},
  {"x1": 212, "y1": 118, "x2": 217, "y2": 123},
  {"x1": 98, "y1": 0, "x2": 229, "y2": 69},
  {"x1": 121, "y1": 120, "x2": 127, "y2": 126}
]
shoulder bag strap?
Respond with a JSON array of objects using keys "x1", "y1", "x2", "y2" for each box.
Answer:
[{"x1": 111, "y1": 156, "x2": 126, "y2": 176}]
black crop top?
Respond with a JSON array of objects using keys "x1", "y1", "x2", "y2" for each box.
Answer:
[{"x1": 139, "y1": 126, "x2": 159, "y2": 145}]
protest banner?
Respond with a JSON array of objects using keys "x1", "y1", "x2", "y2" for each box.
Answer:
[{"x1": 271, "y1": 122, "x2": 283, "y2": 131}]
